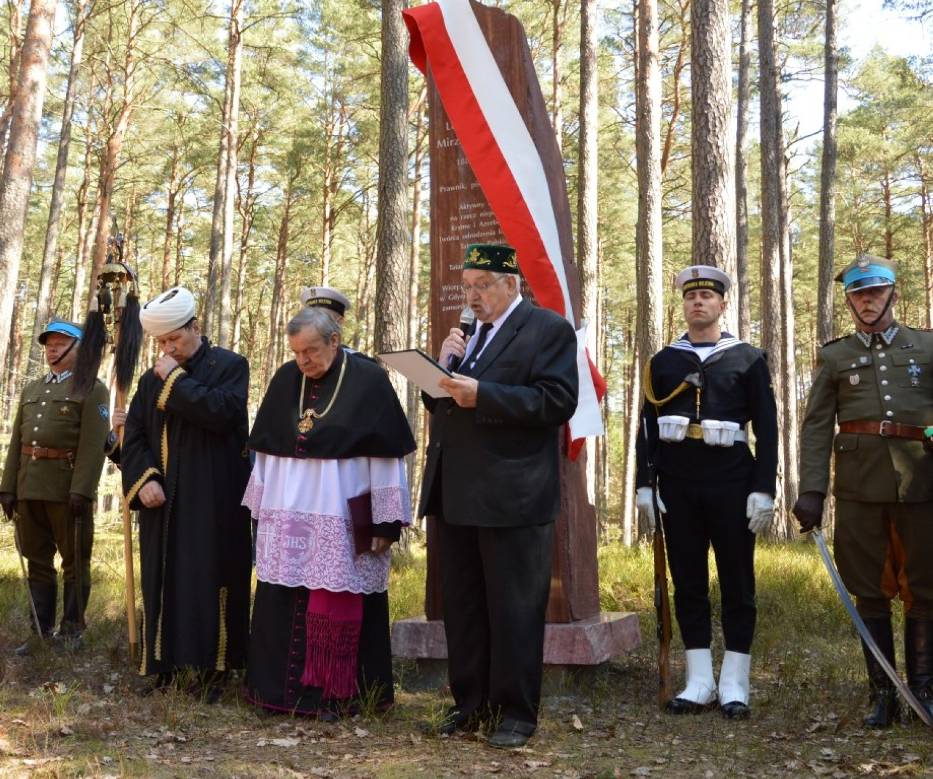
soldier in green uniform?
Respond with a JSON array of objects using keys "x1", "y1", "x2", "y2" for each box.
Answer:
[
  {"x1": 0, "y1": 319, "x2": 110, "y2": 655},
  {"x1": 794, "y1": 255, "x2": 933, "y2": 727}
]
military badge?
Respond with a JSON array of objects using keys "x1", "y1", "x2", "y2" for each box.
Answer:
[
  {"x1": 849, "y1": 374, "x2": 860, "y2": 386},
  {"x1": 859, "y1": 356, "x2": 869, "y2": 364},
  {"x1": 908, "y1": 363, "x2": 922, "y2": 387},
  {"x1": 98, "y1": 404, "x2": 110, "y2": 420},
  {"x1": 59, "y1": 405, "x2": 71, "y2": 415}
]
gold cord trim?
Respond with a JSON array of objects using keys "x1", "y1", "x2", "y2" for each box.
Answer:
[
  {"x1": 126, "y1": 467, "x2": 161, "y2": 506},
  {"x1": 138, "y1": 590, "x2": 147, "y2": 676},
  {"x1": 643, "y1": 357, "x2": 693, "y2": 409},
  {"x1": 156, "y1": 367, "x2": 186, "y2": 411},
  {"x1": 215, "y1": 586, "x2": 229, "y2": 672}
]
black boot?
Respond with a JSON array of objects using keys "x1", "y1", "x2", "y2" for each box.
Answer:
[
  {"x1": 14, "y1": 582, "x2": 57, "y2": 657},
  {"x1": 905, "y1": 618, "x2": 933, "y2": 722},
  {"x1": 56, "y1": 581, "x2": 90, "y2": 650},
  {"x1": 861, "y1": 616, "x2": 898, "y2": 728}
]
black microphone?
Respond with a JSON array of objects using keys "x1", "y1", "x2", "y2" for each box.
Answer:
[{"x1": 448, "y1": 306, "x2": 476, "y2": 371}]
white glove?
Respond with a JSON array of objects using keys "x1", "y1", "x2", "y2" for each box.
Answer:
[
  {"x1": 636, "y1": 486, "x2": 667, "y2": 532},
  {"x1": 746, "y1": 492, "x2": 774, "y2": 534}
]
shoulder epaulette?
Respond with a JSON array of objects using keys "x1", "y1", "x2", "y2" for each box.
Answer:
[{"x1": 821, "y1": 335, "x2": 848, "y2": 348}]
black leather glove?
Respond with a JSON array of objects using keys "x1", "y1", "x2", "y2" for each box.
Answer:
[
  {"x1": 792, "y1": 491, "x2": 825, "y2": 532},
  {"x1": 69, "y1": 493, "x2": 90, "y2": 519},
  {"x1": 0, "y1": 492, "x2": 14, "y2": 520}
]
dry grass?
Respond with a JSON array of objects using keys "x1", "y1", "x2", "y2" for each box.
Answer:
[{"x1": 0, "y1": 518, "x2": 931, "y2": 778}]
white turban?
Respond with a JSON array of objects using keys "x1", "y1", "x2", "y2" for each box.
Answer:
[{"x1": 140, "y1": 287, "x2": 197, "y2": 336}]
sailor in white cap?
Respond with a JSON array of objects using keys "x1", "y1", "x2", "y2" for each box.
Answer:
[
  {"x1": 122, "y1": 286, "x2": 253, "y2": 698},
  {"x1": 635, "y1": 265, "x2": 779, "y2": 719}
]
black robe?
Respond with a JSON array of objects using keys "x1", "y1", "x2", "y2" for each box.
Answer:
[
  {"x1": 121, "y1": 338, "x2": 252, "y2": 676},
  {"x1": 245, "y1": 350, "x2": 415, "y2": 714}
]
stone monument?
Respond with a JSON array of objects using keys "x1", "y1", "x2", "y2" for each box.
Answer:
[{"x1": 394, "y1": 0, "x2": 639, "y2": 674}]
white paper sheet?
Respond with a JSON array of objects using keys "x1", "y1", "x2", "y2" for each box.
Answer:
[{"x1": 378, "y1": 349, "x2": 453, "y2": 398}]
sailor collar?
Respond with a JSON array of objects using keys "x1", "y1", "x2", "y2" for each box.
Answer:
[
  {"x1": 669, "y1": 332, "x2": 743, "y2": 358},
  {"x1": 855, "y1": 324, "x2": 899, "y2": 349}
]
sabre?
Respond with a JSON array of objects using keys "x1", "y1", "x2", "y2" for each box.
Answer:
[
  {"x1": 810, "y1": 528, "x2": 933, "y2": 727},
  {"x1": 12, "y1": 513, "x2": 43, "y2": 638}
]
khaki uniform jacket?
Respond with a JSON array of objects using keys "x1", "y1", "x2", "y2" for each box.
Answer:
[
  {"x1": 0, "y1": 375, "x2": 110, "y2": 502},
  {"x1": 799, "y1": 324, "x2": 933, "y2": 503}
]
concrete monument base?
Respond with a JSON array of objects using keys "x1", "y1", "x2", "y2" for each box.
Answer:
[{"x1": 391, "y1": 612, "x2": 641, "y2": 692}]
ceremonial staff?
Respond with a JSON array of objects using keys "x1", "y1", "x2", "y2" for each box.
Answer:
[
  {"x1": 73, "y1": 234, "x2": 143, "y2": 663},
  {"x1": 643, "y1": 417, "x2": 673, "y2": 705}
]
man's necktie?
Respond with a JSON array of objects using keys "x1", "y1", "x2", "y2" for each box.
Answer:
[{"x1": 465, "y1": 322, "x2": 494, "y2": 373}]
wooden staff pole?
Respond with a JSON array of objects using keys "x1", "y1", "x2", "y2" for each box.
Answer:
[
  {"x1": 111, "y1": 321, "x2": 138, "y2": 665},
  {"x1": 118, "y1": 389, "x2": 138, "y2": 665}
]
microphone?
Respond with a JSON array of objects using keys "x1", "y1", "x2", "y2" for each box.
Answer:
[{"x1": 448, "y1": 306, "x2": 476, "y2": 371}]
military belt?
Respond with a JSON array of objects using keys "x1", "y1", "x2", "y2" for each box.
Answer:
[
  {"x1": 21, "y1": 445, "x2": 76, "y2": 460},
  {"x1": 683, "y1": 423, "x2": 749, "y2": 443},
  {"x1": 838, "y1": 420, "x2": 927, "y2": 441}
]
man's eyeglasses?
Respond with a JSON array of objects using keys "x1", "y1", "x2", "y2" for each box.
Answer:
[{"x1": 461, "y1": 277, "x2": 504, "y2": 295}]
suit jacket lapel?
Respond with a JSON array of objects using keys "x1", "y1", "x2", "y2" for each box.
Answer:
[{"x1": 469, "y1": 299, "x2": 532, "y2": 379}]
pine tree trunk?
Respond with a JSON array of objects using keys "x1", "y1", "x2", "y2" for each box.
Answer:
[
  {"x1": 816, "y1": 0, "x2": 838, "y2": 345},
  {"x1": 633, "y1": 0, "x2": 664, "y2": 541},
  {"x1": 758, "y1": 0, "x2": 787, "y2": 526},
  {"x1": 264, "y1": 180, "x2": 295, "y2": 387},
  {"x1": 734, "y1": 0, "x2": 752, "y2": 341},
  {"x1": 0, "y1": 0, "x2": 56, "y2": 387},
  {"x1": 28, "y1": 0, "x2": 89, "y2": 375},
  {"x1": 0, "y1": 0, "x2": 25, "y2": 157},
  {"x1": 550, "y1": 0, "x2": 565, "y2": 153},
  {"x1": 217, "y1": 0, "x2": 243, "y2": 349},
  {"x1": 203, "y1": 0, "x2": 241, "y2": 339},
  {"x1": 779, "y1": 160, "x2": 799, "y2": 536},
  {"x1": 161, "y1": 149, "x2": 180, "y2": 290},
  {"x1": 373, "y1": 0, "x2": 410, "y2": 370},
  {"x1": 920, "y1": 157, "x2": 933, "y2": 328},
  {"x1": 691, "y1": 0, "x2": 737, "y2": 334},
  {"x1": 578, "y1": 0, "x2": 599, "y2": 505}
]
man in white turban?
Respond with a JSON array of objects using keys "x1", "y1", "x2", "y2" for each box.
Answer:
[{"x1": 121, "y1": 287, "x2": 253, "y2": 701}]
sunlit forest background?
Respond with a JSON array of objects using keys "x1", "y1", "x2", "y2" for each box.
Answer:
[{"x1": 0, "y1": 0, "x2": 930, "y2": 543}]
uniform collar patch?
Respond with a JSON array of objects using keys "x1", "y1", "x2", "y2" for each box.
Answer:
[{"x1": 44, "y1": 369, "x2": 73, "y2": 384}]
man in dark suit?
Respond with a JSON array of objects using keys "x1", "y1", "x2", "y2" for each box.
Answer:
[{"x1": 420, "y1": 243, "x2": 578, "y2": 749}]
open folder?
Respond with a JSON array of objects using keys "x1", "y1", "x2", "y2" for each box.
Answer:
[{"x1": 378, "y1": 349, "x2": 453, "y2": 398}]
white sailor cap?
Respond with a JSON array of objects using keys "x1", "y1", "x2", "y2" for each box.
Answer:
[
  {"x1": 674, "y1": 265, "x2": 732, "y2": 296},
  {"x1": 299, "y1": 286, "x2": 349, "y2": 317}
]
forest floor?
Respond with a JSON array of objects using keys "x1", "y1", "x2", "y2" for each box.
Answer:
[{"x1": 0, "y1": 523, "x2": 931, "y2": 778}]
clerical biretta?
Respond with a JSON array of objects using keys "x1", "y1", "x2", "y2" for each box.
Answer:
[
  {"x1": 121, "y1": 287, "x2": 253, "y2": 699},
  {"x1": 244, "y1": 306, "x2": 415, "y2": 717}
]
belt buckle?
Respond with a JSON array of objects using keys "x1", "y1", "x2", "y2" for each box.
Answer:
[
  {"x1": 30, "y1": 448, "x2": 38, "y2": 461},
  {"x1": 879, "y1": 420, "x2": 894, "y2": 437}
]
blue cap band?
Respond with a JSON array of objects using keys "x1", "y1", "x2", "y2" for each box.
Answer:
[
  {"x1": 43, "y1": 322, "x2": 82, "y2": 340},
  {"x1": 842, "y1": 264, "x2": 895, "y2": 291}
]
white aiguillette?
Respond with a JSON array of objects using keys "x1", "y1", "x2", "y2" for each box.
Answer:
[{"x1": 378, "y1": 349, "x2": 454, "y2": 398}]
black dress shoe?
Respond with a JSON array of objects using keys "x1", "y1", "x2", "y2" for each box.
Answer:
[
  {"x1": 665, "y1": 697, "x2": 717, "y2": 715},
  {"x1": 720, "y1": 700, "x2": 750, "y2": 720},
  {"x1": 487, "y1": 719, "x2": 534, "y2": 750}
]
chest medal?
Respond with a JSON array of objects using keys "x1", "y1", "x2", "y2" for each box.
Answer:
[
  {"x1": 849, "y1": 374, "x2": 860, "y2": 386},
  {"x1": 908, "y1": 363, "x2": 922, "y2": 387}
]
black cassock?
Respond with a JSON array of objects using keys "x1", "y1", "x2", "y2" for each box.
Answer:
[
  {"x1": 245, "y1": 351, "x2": 415, "y2": 715},
  {"x1": 122, "y1": 338, "x2": 252, "y2": 676}
]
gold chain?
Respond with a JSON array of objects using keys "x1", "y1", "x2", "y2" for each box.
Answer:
[{"x1": 297, "y1": 355, "x2": 347, "y2": 433}]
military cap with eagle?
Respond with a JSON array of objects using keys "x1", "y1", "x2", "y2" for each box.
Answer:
[
  {"x1": 38, "y1": 317, "x2": 83, "y2": 344},
  {"x1": 835, "y1": 254, "x2": 896, "y2": 293},
  {"x1": 463, "y1": 243, "x2": 520, "y2": 274},
  {"x1": 674, "y1": 265, "x2": 733, "y2": 297}
]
